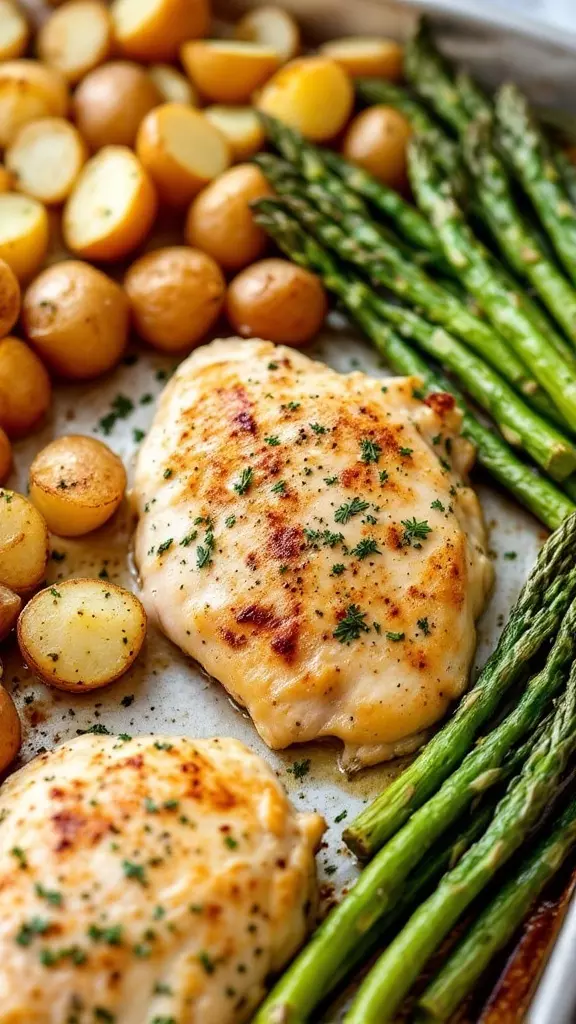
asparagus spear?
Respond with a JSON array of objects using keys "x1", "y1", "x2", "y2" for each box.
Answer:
[
  {"x1": 419, "y1": 792, "x2": 576, "y2": 1020},
  {"x1": 404, "y1": 20, "x2": 474, "y2": 134},
  {"x1": 408, "y1": 135, "x2": 576, "y2": 430},
  {"x1": 495, "y1": 83, "x2": 576, "y2": 287},
  {"x1": 252, "y1": 198, "x2": 576, "y2": 526},
  {"x1": 556, "y1": 148, "x2": 576, "y2": 208},
  {"x1": 345, "y1": 656, "x2": 576, "y2": 1023},
  {"x1": 251, "y1": 596, "x2": 576, "y2": 1024},
  {"x1": 464, "y1": 116, "x2": 576, "y2": 349}
]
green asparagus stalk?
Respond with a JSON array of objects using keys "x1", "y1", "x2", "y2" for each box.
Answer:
[
  {"x1": 252, "y1": 197, "x2": 576, "y2": 526},
  {"x1": 404, "y1": 20, "x2": 474, "y2": 134},
  {"x1": 345, "y1": 657, "x2": 576, "y2": 1023},
  {"x1": 252, "y1": 597, "x2": 576, "y2": 1024},
  {"x1": 556, "y1": 148, "x2": 576, "y2": 207},
  {"x1": 495, "y1": 83, "x2": 576, "y2": 287},
  {"x1": 419, "y1": 792, "x2": 576, "y2": 1020},
  {"x1": 464, "y1": 118, "x2": 576, "y2": 349},
  {"x1": 408, "y1": 134, "x2": 576, "y2": 430}
]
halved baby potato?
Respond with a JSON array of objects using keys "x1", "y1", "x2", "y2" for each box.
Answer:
[
  {"x1": 0, "y1": 685, "x2": 21, "y2": 772},
  {"x1": 234, "y1": 5, "x2": 299, "y2": 62},
  {"x1": 17, "y1": 578, "x2": 147, "y2": 691},
  {"x1": 0, "y1": 0, "x2": 30, "y2": 62},
  {"x1": 256, "y1": 55, "x2": 354, "y2": 141},
  {"x1": 0, "y1": 489, "x2": 49, "y2": 593},
  {"x1": 22, "y1": 260, "x2": 128, "y2": 379},
  {"x1": 37, "y1": 0, "x2": 113, "y2": 85},
  {"x1": 63, "y1": 146, "x2": 157, "y2": 261},
  {"x1": 6, "y1": 118, "x2": 88, "y2": 205},
  {"x1": 203, "y1": 106, "x2": 265, "y2": 162},
  {"x1": 73, "y1": 61, "x2": 161, "y2": 151},
  {"x1": 0, "y1": 584, "x2": 21, "y2": 641},
  {"x1": 0, "y1": 60, "x2": 69, "y2": 148},
  {"x1": 181, "y1": 40, "x2": 281, "y2": 104},
  {"x1": 0, "y1": 257, "x2": 20, "y2": 338},
  {"x1": 136, "y1": 103, "x2": 230, "y2": 207},
  {"x1": 111, "y1": 0, "x2": 209, "y2": 63},
  {"x1": 0, "y1": 428, "x2": 12, "y2": 484},
  {"x1": 318, "y1": 37, "x2": 404, "y2": 80},
  {"x1": 0, "y1": 337, "x2": 51, "y2": 437},
  {"x1": 149, "y1": 63, "x2": 198, "y2": 106},
  {"x1": 29, "y1": 434, "x2": 126, "y2": 536},
  {"x1": 0, "y1": 193, "x2": 49, "y2": 281}
]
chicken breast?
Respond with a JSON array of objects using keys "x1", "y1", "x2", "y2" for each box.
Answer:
[
  {"x1": 0, "y1": 732, "x2": 323, "y2": 1024},
  {"x1": 134, "y1": 338, "x2": 493, "y2": 769}
]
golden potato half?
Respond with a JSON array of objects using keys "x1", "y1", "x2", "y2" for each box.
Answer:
[
  {"x1": 235, "y1": 4, "x2": 300, "y2": 61},
  {"x1": 0, "y1": 60, "x2": 69, "y2": 148},
  {"x1": 63, "y1": 147, "x2": 158, "y2": 262},
  {"x1": 185, "y1": 163, "x2": 272, "y2": 271},
  {"x1": 0, "y1": 584, "x2": 20, "y2": 641},
  {"x1": 0, "y1": 685, "x2": 20, "y2": 772},
  {"x1": 181, "y1": 40, "x2": 281, "y2": 104},
  {"x1": 6, "y1": 118, "x2": 88, "y2": 206},
  {"x1": 22, "y1": 260, "x2": 128, "y2": 379},
  {"x1": 73, "y1": 61, "x2": 162, "y2": 151},
  {"x1": 136, "y1": 103, "x2": 230, "y2": 207},
  {"x1": 111, "y1": 0, "x2": 209, "y2": 62},
  {"x1": 0, "y1": 257, "x2": 20, "y2": 338},
  {"x1": 29, "y1": 434, "x2": 126, "y2": 537},
  {"x1": 18, "y1": 578, "x2": 147, "y2": 692},
  {"x1": 256, "y1": 55, "x2": 353, "y2": 141},
  {"x1": 148, "y1": 63, "x2": 198, "y2": 106},
  {"x1": 318, "y1": 37, "x2": 404, "y2": 80},
  {"x1": 37, "y1": 0, "x2": 113, "y2": 84},
  {"x1": 0, "y1": 489, "x2": 49, "y2": 594},
  {"x1": 0, "y1": 0, "x2": 29, "y2": 62},
  {"x1": 0, "y1": 337, "x2": 51, "y2": 437},
  {"x1": 203, "y1": 106, "x2": 265, "y2": 162},
  {"x1": 0, "y1": 192, "x2": 49, "y2": 281}
]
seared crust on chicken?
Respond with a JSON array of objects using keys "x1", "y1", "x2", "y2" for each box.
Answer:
[
  {"x1": 0, "y1": 733, "x2": 323, "y2": 1023},
  {"x1": 133, "y1": 339, "x2": 493, "y2": 768}
]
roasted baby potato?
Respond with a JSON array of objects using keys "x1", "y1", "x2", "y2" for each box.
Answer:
[
  {"x1": 256, "y1": 55, "x2": 354, "y2": 141},
  {"x1": 319, "y1": 37, "x2": 404, "y2": 80},
  {"x1": 0, "y1": 257, "x2": 20, "y2": 338},
  {"x1": 203, "y1": 106, "x2": 265, "y2": 162},
  {"x1": 0, "y1": 337, "x2": 51, "y2": 437},
  {"x1": 226, "y1": 258, "x2": 327, "y2": 345},
  {"x1": 0, "y1": 489, "x2": 49, "y2": 593},
  {"x1": 185, "y1": 163, "x2": 272, "y2": 271},
  {"x1": 342, "y1": 105, "x2": 412, "y2": 189},
  {"x1": 37, "y1": 0, "x2": 113, "y2": 84},
  {"x1": 0, "y1": 428, "x2": 11, "y2": 484},
  {"x1": 0, "y1": 584, "x2": 21, "y2": 641},
  {"x1": 111, "y1": 0, "x2": 209, "y2": 62},
  {"x1": 181, "y1": 40, "x2": 281, "y2": 104},
  {"x1": 0, "y1": 0, "x2": 29, "y2": 62},
  {"x1": 6, "y1": 117, "x2": 88, "y2": 206},
  {"x1": 136, "y1": 103, "x2": 230, "y2": 207},
  {"x1": 148, "y1": 63, "x2": 198, "y2": 106},
  {"x1": 124, "y1": 246, "x2": 225, "y2": 353},
  {"x1": 22, "y1": 260, "x2": 128, "y2": 379},
  {"x1": 0, "y1": 685, "x2": 20, "y2": 772},
  {"x1": 0, "y1": 192, "x2": 49, "y2": 281},
  {"x1": 0, "y1": 165, "x2": 12, "y2": 192},
  {"x1": 17, "y1": 578, "x2": 147, "y2": 691},
  {"x1": 63, "y1": 147, "x2": 157, "y2": 262},
  {"x1": 0, "y1": 60, "x2": 69, "y2": 147},
  {"x1": 234, "y1": 5, "x2": 300, "y2": 62},
  {"x1": 29, "y1": 434, "x2": 126, "y2": 537},
  {"x1": 73, "y1": 61, "x2": 161, "y2": 151}
]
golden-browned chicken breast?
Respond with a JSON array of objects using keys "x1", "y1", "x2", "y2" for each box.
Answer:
[
  {"x1": 0, "y1": 732, "x2": 324, "y2": 1023},
  {"x1": 133, "y1": 338, "x2": 493, "y2": 769}
]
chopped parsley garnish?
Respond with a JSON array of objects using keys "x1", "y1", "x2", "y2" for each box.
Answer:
[
  {"x1": 271, "y1": 480, "x2": 286, "y2": 494},
  {"x1": 132, "y1": 428, "x2": 145, "y2": 443},
  {"x1": 401, "y1": 518, "x2": 432, "y2": 545},
  {"x1": 88, "y1": 924, "x2": 123, "y2": 946},
  {"x1": 34, "y1": 884, "x2": 62, "y2": 907},
  {"x1": 399, "y1": 446, "x2": 413, "y2": 458},
  {"x1": 335, "y1": 496, "x2": 370, "y2": 524},
  {"x1": 180, "y1": 530, "x2": 197, "y2": 547},
  {"x1": 287, "y1": 758, "x2": 311, "y2": 780},
  {"x1": 379, "y1": 469, "x2": 389, "y2": 484},
  {"x1": 333, "y1": 605, "x2": 371, "y2": 644},
  {"x1": 225, "y1": 515, "x2": 236, "y2": 527},
  {"x1": 224, "y1": 836, "x2": 238, "y2": 850},
  {"x1": 97, "y1": 393, "x2": 134, "y2": 435},
  {"x1": 309, "y1": 422, "x2": 327, "y2": 434},
  {"x1": 386, "y1": 631, "x2": 405, "y2": 642},
  {"x1": 334, "y1": 809, "x2": 348, "y2": 823},
  {"x1": 268, "y1": 361, "x2": 279, "y2": 370},
  {"x1": 265, "y1": 436, "x2": 280, "y2": 447},
  {"x1": 431, "y1": 499, "x2": 445, "y2": 511},
  {"x1": 504, "y1": 551, "x2": 518, "y2": 560},
  {"x1": 331, "y1": 563, "x2": 345, "y2": 576},
  {"x1": 49, "y1": 587, "x2": 61, "y2": 599},
  {"x1": 198, "y1": 950, "x2": 215, "y2": 974},
  {"x1": 50, "y1": 550, "x2": 65, "y2": 562},
  {"x1": 12, "y1": 847, "x2": 27, "y2": 868},
  {"x1": 163, "y1": 467, "x2": 172, "y2": 479},
  {"x1": 283, "y1": 400, "x2": 300, "y2": 411},
  {"x1": 16, "y1": 916, "x2": 51, "y2": 946},
  {"x1": 417, "y1": 617, "x2": 431, "y2": 635},
  {"x1": 122, "y1": 861, "x2": 147, "y2": 886},
  {"x1": 324, "y1": 475, "x2": 338, "y2": 485},
  {"x1": 360, "y1": 438, "x2": 382, "y2": 464},
  {"x1": 352, "y1": 538, "x2": 381, "y2": 560},
  {"x1": 156, "y1": 538, "x2": 173, "y2": 555},
  {"x1": 233, "y1": 467, "x2": 253, "y2": 495},
  {"x1": 432, "y1": 434, "x2": 442, "y2": 445},
  {"x1": 196, "y1": 545, "x2": 212, "y2": 569}
]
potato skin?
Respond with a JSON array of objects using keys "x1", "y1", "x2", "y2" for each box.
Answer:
[
  {"x1": 0, "y1": 337, "x2": 51, "y2": 438},
  {"x1": 256, "y1": 56, "x2": 353, "y2": 142},
  {"x1": 0, "y1": 257, "x2": 20, "y2": 338},
  {"x1": 0, "y1": 488, "x2": 49, "y2": 594},
  {"x1": 185, "y1": 163, "x2": 272, "y2": 271},
  {"x1": 0, "y1": 428, "x2": 11, "y2": 484},
  {"x1": 0, "y1": 685, "x2": 20, "y2": 772},
  {"x1": 112, "y1": 0, "x2": 209, "y2": 63},
  {"x1": 0, "y1": 192, "x2": 49, "y2": 282},
  {"x1": 0, "y1": 584, "x2": 21, "y2": 641},
  {"x1": 29, "y1": 434, "x2": 126, "y2": 537},
  {"x1": 342, "y1": 105, "x2": 412, "y2": 189},
  {"x1": 226, "y1": 258, "x2": 328, "y2": 345},
  {"x1": 73, "y1": 61, "x2": 161, "y2": 150},
  {"x1": 22, "y1": 261, "x2": 128, "y2": 379},
  {"x1": 124, "y1": 246, "x2": 225, "y2": 353}
]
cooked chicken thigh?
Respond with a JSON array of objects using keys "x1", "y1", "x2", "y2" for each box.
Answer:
[
  {"x1": 134, "y1": 338, "x2": 493, "y2": 769},
  {"x1": 0, "y1": 733, "x2": 323, "y2": 1024}
]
